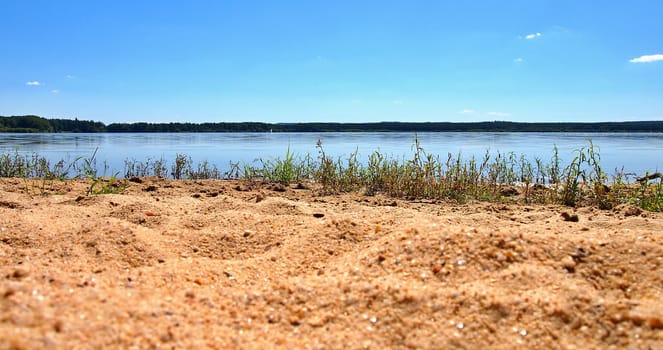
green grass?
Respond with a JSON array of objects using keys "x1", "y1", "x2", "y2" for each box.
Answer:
[
  {"x1": 0, "y1": 150, "x2": 75, "y2": 195},
  {"x1": 74, "y1": 148, "x2": 127, "y2": 195},
  {"x1": 1, "y1": 139, "x2": 662, "y2": 211}
]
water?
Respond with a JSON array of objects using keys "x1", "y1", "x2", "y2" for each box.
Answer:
[{"x1": 1, "y1": 132, "x2": 662, "y2": 178}]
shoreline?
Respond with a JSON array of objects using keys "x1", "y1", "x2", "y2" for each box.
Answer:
[{"x1": 3, "y1": 139, "x2": 663, "y2": 212}]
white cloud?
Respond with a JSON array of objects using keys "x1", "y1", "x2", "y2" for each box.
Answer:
[
  {"x1": 51, "y1": 89, "x2": 60, "y2": 94},
  {"x1": 25, "y1": 81, "x2": 42, "y2": 86},
  {"x1": 629, "y1": 54, "x2": 663, "y2": 63},
  {"x1": 514, "y1": 57, "x2": 524, "y2": 63},
  {"x1": 524, "y1": 32, "x2": 542, "y2": 40},
  {"x1": 487, "y1": 111, "x2": 511, "y2": 117},
  {"x1": 459, "y1": 109, "x2": 476, "y2": 114},
  {"x1": 65, "y1": 74, "x2": 75, "y2": 79}
]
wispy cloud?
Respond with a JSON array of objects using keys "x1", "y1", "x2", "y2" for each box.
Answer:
[
  {"x1": 51, "y1": 89, "x2": 60, "y2": 94},
  {"x1": 522, "y1": 32, "x2": 542, "y2": 40},
  {"x1": 65, "y1": 74, "x2": 76, "y2": 79},
  {"x1": 629, "y1": 54, "x2": 663, "y2": 63},
  {"x1": 513, "y1": 57, "x2": 524, "y2": 63},
  {"x1": 459, "y1": 109, "x2": 476, "y2": 114},
  {"x1": 487, "y1": 111, "x2": 511, "y2": 117},
  {"x1": 25, "y1": 81, "x2": 42, "y2": 86}
]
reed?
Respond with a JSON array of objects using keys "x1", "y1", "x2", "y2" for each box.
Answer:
[
  {"x1": 124, "y1": 157, "x2": 168, "y2": 178},
  {"x1": 1, "y1": 139, "x2": 661, "y2": 211}
]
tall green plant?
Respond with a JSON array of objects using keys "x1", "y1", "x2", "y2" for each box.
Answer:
[
  {"x1": 314, "y1": 139, "x2": 341, "y2": 193},
  {"x1": 171, "y1": 153, "x2": 192, "y2": 179},
  {"x1": 560, "y1": 146, "x2": 586, "y2": 206},
  {"x1": 261, "y1": 146, "x2": 295, "y2": 184}
]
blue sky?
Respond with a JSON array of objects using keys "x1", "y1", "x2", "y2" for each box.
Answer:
[{"x1": 1, "y1": 0, "x2": 662, "y2": 124}]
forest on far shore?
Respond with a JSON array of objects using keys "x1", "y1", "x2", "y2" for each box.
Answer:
[{"x1": 2, "y1": 115, "x2": 663, "y2": 133}]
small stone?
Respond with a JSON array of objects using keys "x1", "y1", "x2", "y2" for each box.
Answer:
[
  {"x1": 2, "y1": 285, "x2": 18, "y2": 298},
  {"x1": 184, "y1": 291, "x2": 195, "y2": 299},
  {"x1": 128, "y1": 177, "x2": 143, "y2": 183},
  {"x1": 624, "y1": 206, "x2": 642, "y2": 217},
  {"x1": 223, "y1": 271, "x2": 235, "y2": 280},
  {"x1": 53, "y1": 319, "x2": 64, "y2": 333},
  {"x1": 255, "y1": 192, "x2": 266, "y2": 203},
  {"x1": 313, "y1": 213, "x2": 325, "y2": 218},
  {"x1": 562, "y1": 256, "x2": 576, "y2": 272},
  {"x1": 233, "y1": 185, "x2": 248, "y2": 192},
  {"x1": 308, "y1": 316, "x2": 325, "y2": 327},
  {"x1": 628, "y1": 304, "x2": 663, "y2": 329},
  {"x1": 270, "y1": 183, "x2": 287, "y2": 192},
  {"x1": 649, "y1": 316, "x2": 663, "y2": 329},
  {"x1": 561, "y1": 212, "x2": 579, "y2": 222},
  {"x1": 160, "y1": 327, "x2": 175, "y2": 342},
  {"x1": 11, "y1": 267, "x2": 29, "y2": 279}
]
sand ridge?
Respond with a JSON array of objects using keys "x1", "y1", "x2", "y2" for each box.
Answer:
[{"x1": 1, "y1": 178, "x2": 662, "y2": 349}]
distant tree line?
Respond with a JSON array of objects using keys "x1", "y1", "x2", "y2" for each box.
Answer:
[
  {"x1": 0, "y1": 115, "x2": 105, "y2": 133},
  {"x1": 105, "y1": 121, "x2": 273, "y2": 133},
  {"x1": 2, "y1": 115, "x2": 663, "y2": 133}
]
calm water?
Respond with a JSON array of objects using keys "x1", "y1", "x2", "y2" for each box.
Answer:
[{"x1": 1, "y1": 132, "x2": 662, "y2": 178}]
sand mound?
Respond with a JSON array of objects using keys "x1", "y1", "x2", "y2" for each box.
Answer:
[{"x1": 1, "y1": 178, "x2": 662, "y2": 349}]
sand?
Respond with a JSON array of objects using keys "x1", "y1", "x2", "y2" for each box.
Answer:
[{"x1": 1, "y1": 178, "x2": 662, "y2": 349}]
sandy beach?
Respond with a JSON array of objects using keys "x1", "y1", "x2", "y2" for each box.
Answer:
[{"x1": 1, "y1": 177, "x2": 661, "y2": 349}]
